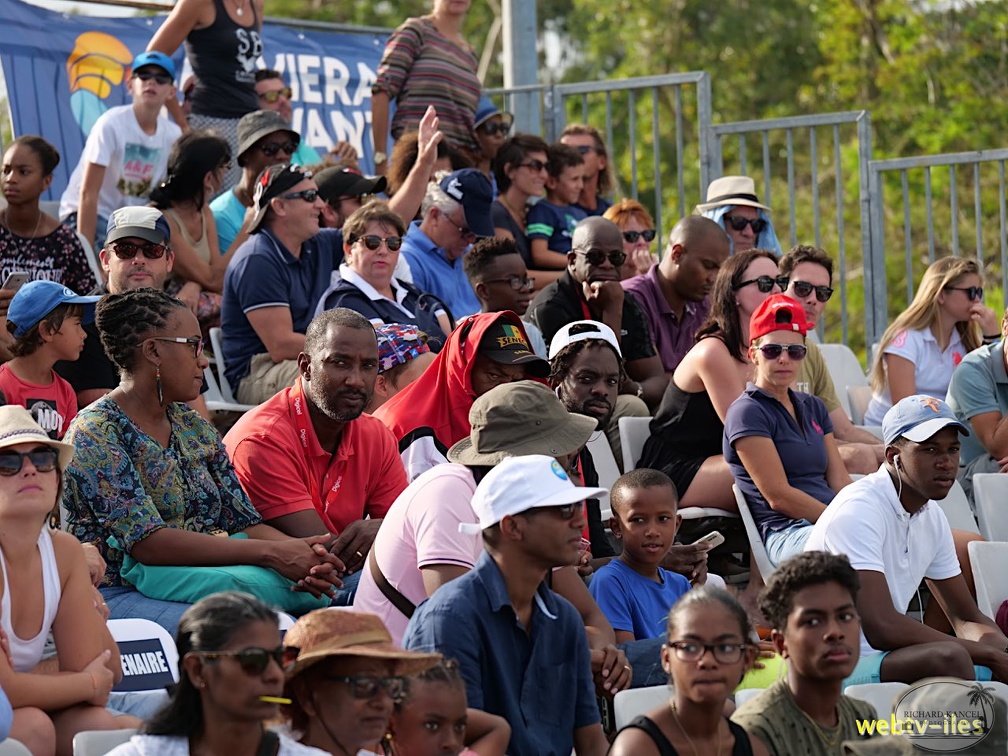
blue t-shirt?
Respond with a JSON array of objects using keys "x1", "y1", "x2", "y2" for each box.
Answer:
[
  {"x1": 220, "y1": 228, "x2": 341, "y2": 390},
  {"x1": 589, "y1": 558, "x2": 691, "y2": 640},
  {"x1": 403, "y1": 551, "x2": 600, "y2": 756},
  {"x1": 210, "y1": 188, "x2": 245, "y2": 255},
  {"x1": 526, "y1": 199, "x2": 588, "y2": 254},
  {"x1": 574, "y1": 195, "x2": 612, "y2": 217},
  {"x1": 723, "y1": 383, "x2": 836, "y2": 541},
  {"x1": 399, "y1": 220, "x2": 481, "y2": 320}
]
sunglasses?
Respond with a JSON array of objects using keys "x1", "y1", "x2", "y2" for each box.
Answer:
[
  {"x1": 325, "y1": 675, "x2": 407, "y2": 702},
  {"x1": 736, "y1": 275, "x2": 789, "y2": 293},
  {"x1": 518, "y1": 159, "x2": 548, "y2": 173},
  {"x1": 791, "y1": 280, "x2": 834, "y2": 302},
  {"x1": 258, "y1": 87, "x2": 292, "y2": 103},
  {"x1": 667, "y1": 641, "x2": 747, "y2": 664},
  {"x1": 283, "y1": 189, "x2": 320, "y2": 203},
  {"x1": 574, "y1": 145, "x2": 599, "y2": 155},
  {"x1": 724, "y1": 216, "x2": 768, "y2": 234},
  {"x1": 945, "y1": 285, "x2": 984, "y2": 302},
  {"x1": 622, "y1": 229, "x2": 656, "y2": 244},
  {"x1": 258, "y1": 141, "x2": 298, "y2": 157},
  {"x1": 483, "y1": 275, "x2": 535, "y2": 292},
  {"x1": 110, "y1": 241, "x2": 168, "y2": 260},
  {"x1": 201, "y1": 646, "x2": 285, "y2": 675},
  {"x1": 522, "y1": 502, "x2": 581, "y2": 520},
  {"x1": 757, "y1": 343, "x2": 808, "y2": 360},
  {"x1": 576, "y1": 248, "x2": 628, "y2": 267},
  {"x1": 443, "y1": 214, "x2": 476, "y2": 244},
  {"x1": 355, "y1": 235, "x2": 403, "y2": 252},
  {"x1": 0, "y1": 447, "x2": 58, "y2": 476},
  {"x1": 134, "y1": 69, "x2": 173, "y2": 86},
  {"x1": 479, "y1": 121, "x2": 512, "y2": 137},
  {"x1": 151, "y1": 336, "x2": 204, "y2": 359}
]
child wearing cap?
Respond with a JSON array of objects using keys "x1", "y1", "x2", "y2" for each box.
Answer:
[
  {"x1": 58, "y1": 52, "x2": 182, "y2": 249},
  {"x1": 0, "y1": 281, "x2": 101, "y2": 439},
  {"x1": 526, "y1": 143, "x2": 588, "y2": 269},
  {"x1": 368, "y1": 324, "x2": 435, "y2": 413}
]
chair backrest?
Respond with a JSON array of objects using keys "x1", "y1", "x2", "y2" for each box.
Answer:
[
  {"x1": 585, "y1": 433, "x2": 618, "y2": 520},
  {"x1": 968, "y1": 540, "x2": 1008, "y2": 620},
  {"x1": 972, "y1": 474, "x2": 1008, "y2": 542},
  {"x1": 846, "y1": 385, "x2": 873, "y2": 426},
  {"x1": 843, "y1": 682, "x2": 909, "y2": 717},
  {"x1": 937, "y1": 481, "x2": 980, "y2": 534},
  {"x1": 734, "y1": 688, "x2": 764, "y2": 707},
  {"x1": 202, "y1": 367, "x2": 254, "y2": 413},
  {"x1": 75, "y1": 231, "x2": 105, "y2": 285},
  {"x1": 613, "y1": 684, "x2": 670, "y2": 730},
  {"x1": 208, "y1": 327, "x2": 238, "y2": 404},
  {"x1": 818, "y1": 344, "x2": 868, "y2": 420},
  {"x1": 618, "y1": 416, "x2": 652, "y2": 473},
  {"x1": 0, "y1": 740, "x2": 32, "y2": 756},
  {"x1": 733, "y1": 484, "x2": 776, "y2": 581},
  {"x1": 72, "y1": 729, "x2": 137, "y2": 756},
  {"x1": 107, "y1": 618, "x2": 180, "y2": 691}
]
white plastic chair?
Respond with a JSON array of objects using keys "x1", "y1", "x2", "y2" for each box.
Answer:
[
  {"x1": 972, "y1": 474, "x2": 1008, "y2": 542},
  {"x1": 613, "y1": 684, "x2": 669, "y2": 730},
  {"x1": 843, "y1": 682, "x2": 909, "y2": 717},
  {"x1": 819, "y1": 344, "x2": 869, "y2": 421},
  {"x1": 585, "y1": 433, "x2": 620, "y2": 520},
  {"x1": 968, "y1": 540, "x2": 1008, "y2": 620},
  {"x1": 203, "y1": 367, "x2": 254, "y2": 414},
  {"x1": 846, "y1": 385, "x2": 873, "y2": 426},
  {"x1": 0, "y1": 741, "x2": 32, "y2": 756},
  {"x1": 208, "y1": 327, "x2": 253, "y2": 410},
  {"x1": 72, "y1": 729, "x2": 136, "y2": 756},
  {"x1": 937, "y1": 480, "x2": 979, "y2": 534},
  {"x1": 733, "y1": 688, "x2": 764, "y2": 707},
  {"x1": 733, "y1": 484, "x2": 776, "y2": 581},
  {"x1": 106, "y1": 618, "x2": 180, "y2": 690},
  {"x1": 619, "y1": 416, "x2": 653, "y2": 472},
  {"x1": 74, "y1": 231, "x2": 104, "y2": 285}
]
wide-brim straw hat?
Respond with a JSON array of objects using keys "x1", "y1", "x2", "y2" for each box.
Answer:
[
  {"x1": 696, "y1": 175, "x2": 771, "y2": 212},
  {"x1": 0, "y1": 406, "x2": 74, "y2": 469}
]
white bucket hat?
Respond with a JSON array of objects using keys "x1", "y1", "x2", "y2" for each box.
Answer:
[{"x1": 696, "y1": 175, "x2": 771, "y2": 212}]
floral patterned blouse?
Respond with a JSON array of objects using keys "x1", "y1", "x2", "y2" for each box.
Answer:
[{"x1": 62, "y1": 396, "x2": 261, "y2": 586}]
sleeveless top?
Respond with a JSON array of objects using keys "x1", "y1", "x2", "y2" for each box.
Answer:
[
  {"x1": 641, "y1": 378, "x2": 724, "y2": 461},
  {"x1": 185, "y1": 0, "x2": 262, "y2": 118},
  {"x1": 624, "y1": 715, "x2": 755, "y2": 756},
  {"x1": 0, "y1": 528, "x2": 62, "y2": 672},
  {"x1": 162, "y1": 208, "x2": 212, "y2": 264}
]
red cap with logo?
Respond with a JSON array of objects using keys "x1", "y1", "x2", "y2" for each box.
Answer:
[{"x1": 749, "y1": 293, "x2": 810, "y2": 343}]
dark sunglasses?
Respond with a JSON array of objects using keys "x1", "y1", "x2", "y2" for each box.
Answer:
[
  {"x1": 518, "y1": 159, "x2": 548, "y2": 173},
  {"x1": 151, "y1": 336, "x2": 204, "y2": 359},
  {"x1": 622, "y1": 229, "x2": 656, "y2": 244},
  {"x1": 791, "y1": 280, "x2": 834, "y2": 302},
  {"x1": 523, "y1": 502, "x2": 581, "y2": 520},
  {"x1": 258, "y1": 87, "x2": 292, "y2": 103},
  {"x1": 577, "y1": 248, "x2": 628, "y2": 267},
  {"x1": 724, "y1": 216, "x2": 768, "y2": 234},
  {"x1": 325, "y1": 675, "x2": 407, "y2": 701},
  {"x1": 575, "y1": 145, "x2": 599, "y2": 155},
  {"x1": 736, "y1": 275, "x2": 789, "y2": 293},
  {"x1": 110, "y1": 241, "x2": 168, "y2": 260},
  {"x1": 258, "y1": 141, "x2": 298, "y2": 157},
  {"x1": 479, "y1": 121, "x2": 512, "y2": 137},
  {"x1": 0, "y1": 447, "x2": 58, "y2": 476},
  {"x1": 283, "y1": 189, "x2": 320, "y2": 203},
  {"x1": 945, "y1": 285, "x2": 984, "y2": 302},
  {"x1": 757, "y1": 343, "x2": 808, "y2": 360},
  {"x1": 201, "y1": 646, "x2": 285, "y2": 675},
  {"x1": 134, "y1": 69, "x2": 173, "y2": 86},
  {"x1": 483, "y1": 275, "x2": 535, "y2": 292},
  {"x1": 356, "y1": 235, "x2": 403, "y2": 252}
]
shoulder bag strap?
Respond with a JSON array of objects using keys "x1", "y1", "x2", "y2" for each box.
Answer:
[{"x1": 368, "y1": 548, "x2": 417, "y2": 619}]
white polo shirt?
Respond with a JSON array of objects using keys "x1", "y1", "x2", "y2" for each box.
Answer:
[{"x1": 805, "y1": 467, "x2": 960, "y2": 656}]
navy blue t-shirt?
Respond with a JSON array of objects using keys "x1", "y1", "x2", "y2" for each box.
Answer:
[{"x1": 526, "y1": 199, "x2": 587, "y2": 254}]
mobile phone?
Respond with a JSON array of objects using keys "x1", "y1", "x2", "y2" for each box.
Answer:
[
  {"x1": 1, "y1": 272, "x2": 29, "y2": 291},
  {"x1": 693, "y1": 531, "x2": 725, "y2": 550}
]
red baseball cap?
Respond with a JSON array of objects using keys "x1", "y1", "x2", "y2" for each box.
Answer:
[{"x1": 749, "y1": 294, "x2": 809, "y2": 343}]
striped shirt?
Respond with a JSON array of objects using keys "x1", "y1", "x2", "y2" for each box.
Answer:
[{"x1": 373, "y1": 16, "x2": 481, "y2": 154}]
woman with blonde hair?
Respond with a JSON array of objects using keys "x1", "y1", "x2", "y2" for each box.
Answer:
[
  {"x1": 863, "y1": 256, "x2": 999, "y2": 426},
  {"x1": 603, "y1": 199, "x2": 658, "y2": 280}
]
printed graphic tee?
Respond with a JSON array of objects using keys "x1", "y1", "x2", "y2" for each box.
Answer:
[{"x1": 0, "y1": 365, "x2": 78, "y2": 439}]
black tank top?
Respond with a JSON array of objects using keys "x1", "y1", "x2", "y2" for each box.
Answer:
[
  {"x1": 185, "y1": 0, "x2": 262, "y2": 118},
  {"x1": 640, "y1": 378, "x2": 724, "y2": 463},
  {"x1": 624, "y1": 715, "x2": 755, "y2": 756}
]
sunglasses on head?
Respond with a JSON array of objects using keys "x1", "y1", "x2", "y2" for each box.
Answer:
[
  {"x1": 518, "y1": 159, "x2": 548, "y2": 173},
  {"x1": 577, "y1": 248, "x2": 628, "y2": 267},
  {"x1": 134, "y1": 69, "x2": 173, "y2": 86},
  {"x1": 201, "y1": 646, "x2": 285, "y2": 675},
  {"x1": 325, "y1": 675, "x2": 407, "y2": 702},
  {"x1": 791, "y1": 280, "x2": 834, "y2": 302},
  {"x1": 945, "y1": 285, "x2": 984, "y2": 302},
  {"x1": 283, "y1": 189, "x2": 320, "y2": 203},
  {"x1": 258, "y1": 87, "x2": 292, "y2": 103},
  {"x1": 110, "y1": 241, "x2": 168, "y2": 260},
  {"x1": 355, "y1": 235, "x2": 403, "y2": 252},
  {"x1": 736, "y1": 275, "x2": 789, "y2": 293},
  {"x1": 724, "y1": 216, "x2": 767, "y2": 234},
  {"x1": 622, "y1": 229, "x2": 656, "y2": 244},
  {"x1": 479, "y1": 121, "x2": 512, "y2": 137},
  {"x1": 258, "y1": 141, "x2": 298, "y2": 157},
  {"x1": 757, "y1": 343, "x2": 808, "y2": 361},
  {"x1": 0, "y1": 447, "x2": 58, "y2": 476}
]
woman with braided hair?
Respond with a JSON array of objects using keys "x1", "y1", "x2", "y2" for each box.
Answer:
[{"x1": 61, "y1": 288, "x2": 341, "y2": 634}]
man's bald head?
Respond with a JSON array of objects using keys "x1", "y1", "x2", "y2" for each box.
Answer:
[
  {"x1": 660, "y1": 215, "x2": 731, "y2": 303},
  {"x1": 668, "y1": 215, "x2": 729, "y2": 250},
  {"x1": 569, "y1": 216, "x2": 625, "y2": 283},
  {"x1": 572, "y1": 216, "x2": 623, "y2": 251}
]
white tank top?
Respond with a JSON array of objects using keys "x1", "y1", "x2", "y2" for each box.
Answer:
[{"x1": 0, "y1": 529, "x2": 62, "y2": 672}]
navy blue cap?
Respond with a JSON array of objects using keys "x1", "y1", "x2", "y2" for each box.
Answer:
[
  {"x1": 7, "y1": 282, "x2": 101, "y2": 339},
  {"x1": 439, "y1": 168, "x2": 494, "y2": 238},
  {"x1": 131, "y1": 51, "x2": 176, "y2": 80}
]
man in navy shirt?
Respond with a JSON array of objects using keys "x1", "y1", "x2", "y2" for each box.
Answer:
[{"x1": 404, "y1": 455, "x2": 610, "y2": 756}]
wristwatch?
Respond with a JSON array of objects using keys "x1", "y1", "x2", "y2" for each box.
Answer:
[{"x1": 373, "y1": 151, "x2": 388, "y2": 164}]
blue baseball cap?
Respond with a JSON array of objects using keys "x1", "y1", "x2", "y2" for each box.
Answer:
[
  {"x1": 474, "y1": 95, "x2": 513, "y2": 131},
  {"x1": 7, "y1": 282, "x2": 101, "y2": 339},
  {"x1": 105, "y1": 207, "x2": 171, "y2": 247},
  {"x1": 439, "y1": 168, "x2": 495, "y2": 238},
  {"x1": 882, "y1": 395, "x2": 970, "y2": 446},
  {"x1": 131, "y1": 51, "x2": 176, "y2": 80}
]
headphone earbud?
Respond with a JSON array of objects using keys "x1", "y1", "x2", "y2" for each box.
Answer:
[{"x1": 894, "y1": 454, "x2": 901, "y2": 469}]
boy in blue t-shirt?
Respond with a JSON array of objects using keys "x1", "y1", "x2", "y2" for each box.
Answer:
[
  {"x1": 589, "y1": 468, "x2": 692, "y2": 642},
  {"x1": 526, "y1": 143, "x2": 587, "y2": 270}
]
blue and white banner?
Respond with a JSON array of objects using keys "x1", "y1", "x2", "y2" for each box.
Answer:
[{"x1": 0, "y1": 0, "x2": 386, "y2": 199}]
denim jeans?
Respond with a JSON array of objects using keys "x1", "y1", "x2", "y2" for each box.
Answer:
[
  {"x1": 100, "y1": 586, "x2": 191, "y2": 637},
  {"x1": 618, "y1": 636, "x2": 667, "y2": 688},
  {"x1": 331, "y1": 569, "x2": 362, "y2": 607}
]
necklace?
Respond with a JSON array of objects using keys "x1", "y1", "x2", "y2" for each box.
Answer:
[
  {"x1": 499, "y1": 193, "x2": 527, "y2": 226},
  {"x1": 785, "y1": 686, "x2": 842, "y2": 748},
  {"x1": 232, "y1": 0, "x2": 246, "y2": 17},
  {"x1": 2, "y1": 208, "x2": 42, "y2": 240},
  {"x1": 669, "y1": 701, "x2": 722, "y2": 756}
]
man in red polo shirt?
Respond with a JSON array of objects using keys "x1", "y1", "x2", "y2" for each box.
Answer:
[{"x1": 224, "y1": 307, "x2": 408, "y2": 591}]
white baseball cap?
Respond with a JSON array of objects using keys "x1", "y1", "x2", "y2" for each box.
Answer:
[
  {"x1": 548, "y1": 319, "x2": 623, "y2": 361},
  {"x1": 460, "y1": 454, "x2": 608, "y2": 534}
]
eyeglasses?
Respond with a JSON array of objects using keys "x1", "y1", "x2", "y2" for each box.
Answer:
[
  {"x1": 355, "y1": 235, "x2": 403, "y2": 252},
  {"x1": 574, "y1": 145, "x2": 599, "y2": 155},
  {"x1": 479, "y1": 121, "x2": 511, "y2": 137},
  {"x1": 201, "y1": 646, "x2": 285, "y2": 675},
  {"x1": 325, "y1": 675, "x2": 407, "y2": 702},
  {"x1": 110, "y1": 241, "x2": 168, "y2": 260},
  {"x1": 134, "y1": 69, "x2": 173, "y2": 86},
  {"x1": 757, "y1": 343, "x2": 808, "y2": 361},
  {"x1": 724, "y1": 216, "x2": 768, "y2": 235},
  {"x1": 945, "y1": 285, "x2": 984, "y2": 302},
  {"x1": 151, "y1": 336, "x2": 204, "y2": 359},
  {"x1": 522, "y1": 502, "x2": 581, "y2": 520},
  {"x1": 622, "y1": 229, "x2": 656, "y2": 244},
  {"x1": 443, "y1": 214, "x2": 476, "y2": 244},
  {"x1": 483, "y1": 275, "x2": 535, "y2": 292},
  {"x1": 576, "y1": 248, "x2": 628, "y2": 267},
  {"x1": 518, "y1": 159, "x2": 548, "y2": 173},
  {"x1": 258, "y1": 141, "x2": 298, "y2": 157},
  {"x1": 0, "y1": 447, "x2": 58, "y2": 476},
  {"x1": 258, "y1": 87, "x2": 292, "y2": 103},
  {"x1": 283, "y1": 189, "x2": 320, "y2": 203},
  {"x1": 667, "y1": 641, "x2": 748, "y2": 664},
  {"x1": 791, "y1": 280, "x2": 834, "y2": 302},
  {"x1": 736, "y1": 275, "x2": 789, "y2": 293}
]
